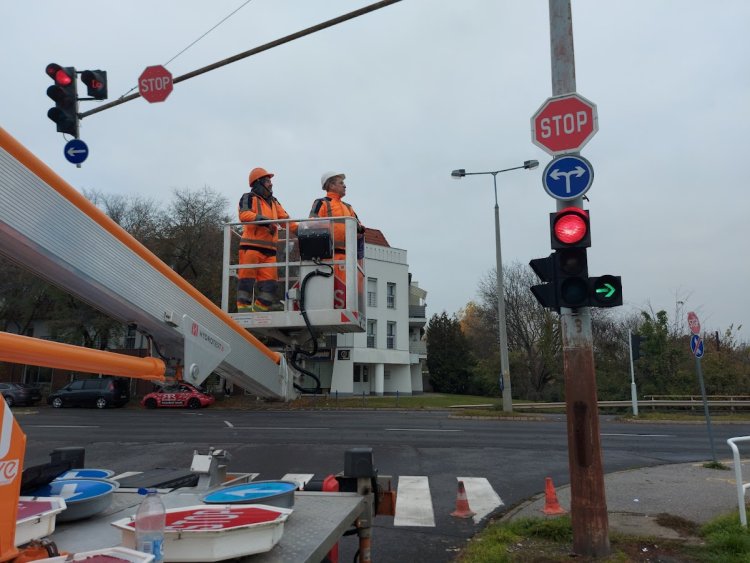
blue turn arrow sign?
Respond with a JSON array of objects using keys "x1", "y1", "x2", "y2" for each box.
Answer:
[
  {"x1": 542, "y1": 154, "x2": 593, "y2": 201},
  {"x1": 64, "y1": 139, "x2": 89, "y2": 165},
  {"x1": 690, "y1": 334, "x2": 705, "y2": 359}
]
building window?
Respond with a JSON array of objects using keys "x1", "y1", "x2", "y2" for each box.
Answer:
[
  {"x1": 125, "y1": 325, "x2": 136, "y2": 349},
  {"x1": 387, "y1": 322, "x2": 396, "y2": 349},
  {"x1": 367, "y1": 278, "x2": 377, "y2": 307},
  {"x1": 384, "y1": 367, "x2": 391, "y2": 380},
  {"x1": 367, "y1": 320, "x2": 377, "y2": 348},
  {"x1": 387, "y1": 282, "x2": 396, "y2": 309}
]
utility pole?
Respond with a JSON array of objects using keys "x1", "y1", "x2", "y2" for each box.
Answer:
[{"x1": 548, "y1": 0, "x2": 610, "y2": 557}]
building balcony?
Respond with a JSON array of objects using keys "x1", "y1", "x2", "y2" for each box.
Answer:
[
  {"x1": 409, "y1": 341, "x2": 427, "y2": 356},
  {"x1": 409, "y1": 304, "x2": 426, "y2": 326}
]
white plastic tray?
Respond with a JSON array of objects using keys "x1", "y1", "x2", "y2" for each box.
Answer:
[
  {"x1": 111, "y1": 504, "x2": 292, "y2": 562},
  {"x1": 35, "y1": 546, "x2": 154, "y2": 562},
  {"x1": 16, "y1": 496, "x2": 67, "y2": 546}
]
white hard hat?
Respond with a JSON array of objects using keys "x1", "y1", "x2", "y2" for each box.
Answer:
[{"x1": 321, "y1": 171, "x2": 345, "y2": 188}]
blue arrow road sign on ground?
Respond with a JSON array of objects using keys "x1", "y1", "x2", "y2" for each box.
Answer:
[
  {"x1": 690, "y1": 334, "x2": 705, "y2": 359},
  {"x1": 64, "y1": 139, "x2": 89, "y2": 164},
  {"x1": 542, "y1": 154, "x2": 593, "y2": 201}
]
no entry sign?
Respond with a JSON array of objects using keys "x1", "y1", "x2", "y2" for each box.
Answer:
[
  {"x1": 531, "y1": 93, "x2": 598, "y2": 155},
  {"x1": 139, "y1": 65, "x2": 173, "y2": 103}
]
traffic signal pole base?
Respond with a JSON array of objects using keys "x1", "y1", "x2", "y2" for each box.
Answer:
[{"x1": 561, "y1": 308, "x2": 610, "y2": 558}]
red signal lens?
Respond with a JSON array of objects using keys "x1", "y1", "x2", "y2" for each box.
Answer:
[
  {"x1": 55, "y1": 69, "x2": 73, "y2": 86},
  {"x1": 553, "y1": 208, "x2": 588, "y2": 245}
]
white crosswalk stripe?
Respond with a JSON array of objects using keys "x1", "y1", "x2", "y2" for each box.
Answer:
[
  {"x1": 394, "y1": 476, "x2": 435, "y2": 527},
  {"x1": 457, "y1": 476, "x2": 504, "y2": 524}
]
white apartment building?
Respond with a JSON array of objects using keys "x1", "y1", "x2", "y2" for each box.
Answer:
[{"x1": 304, "y1": 229, "x2": 427, "y2": 396}]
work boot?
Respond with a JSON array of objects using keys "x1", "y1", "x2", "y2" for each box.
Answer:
[{"x1": 237, "y1": 302, "x2": 253, "y2": 313}]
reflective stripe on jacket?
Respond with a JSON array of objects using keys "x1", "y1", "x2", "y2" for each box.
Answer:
[
  {"x1": 238, "y1": 192, "x2": 291, "y2": 253},
  {"x1": 309, "y1": 192, "x2": 361, "y2": 251}
]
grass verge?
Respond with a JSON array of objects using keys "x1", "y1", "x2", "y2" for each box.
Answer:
[{"x1": 456, "y1": 512, "x2": 750, "y2": 562}]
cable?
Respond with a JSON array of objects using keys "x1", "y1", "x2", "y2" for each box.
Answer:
[
  {"x1": 290, "y1": 262, "x2": 333, "y2": 394},
  {"x1": 117, "y1": 0, "x2": 255, "y2": 99}
]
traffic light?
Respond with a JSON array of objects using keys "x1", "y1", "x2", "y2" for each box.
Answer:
[
  {"x1": 630, "y1": 333, "x2": 645, "y2": 361},
  {"x1": 590, "y1": 274, "x2": 623, "y2": 307},
  {"x1": 529, "y1": 253, "x2": 558, "y2": 311},
  {"x1": 80, "y1": 69, "x2": 108, "y2": 100},
  {"x1": 550, "y1": 207, "x2": 590, "y2": 308},
  {"x1": 46, "y1": 63, "x2": 78, "y2": 137}
]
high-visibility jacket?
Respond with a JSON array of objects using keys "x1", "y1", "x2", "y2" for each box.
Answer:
[
  {"x1": 309, "y1": 192, "x2": 363, "y2": 252},
  {"x1": 238, "y1": 191, "x2": 291, "y2": 254}
]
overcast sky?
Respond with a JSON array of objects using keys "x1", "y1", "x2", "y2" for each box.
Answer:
[{"x1": 4, "y1": 1, "x2": 749, "y2": 339}]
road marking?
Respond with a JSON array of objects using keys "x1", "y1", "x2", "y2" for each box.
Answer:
[
  {"x1": 282, "y1": 473, "x2": 315, "y2": 489},
  {"x1": 386, "y1": 428, "x2": 462, "y2": 433},
  {"x1": 224, "y1": 420, "x2": 234, "y2": 428},
  {"x1": 394, "y1": 476, "x2": 435, "y2": 527},
  {"x1": 111, "y1": 471, "x2": 142, "y2": 481},
  {"x1": 601, "y1": 433, "x2": 673, "y2": 437},
  {"x1": 27, "y1": 425, "x2": 99, "y2": 428},
  {"x1": 228, "y1": 426, "x2": 331, "y2": 430},
  {"x1": 457, "y1": 476, "x2": 504, "y2": 523}
]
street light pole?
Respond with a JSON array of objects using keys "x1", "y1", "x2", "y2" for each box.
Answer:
[{"x1": 451, "y1": 160, "x2": 539, "y2": 412}]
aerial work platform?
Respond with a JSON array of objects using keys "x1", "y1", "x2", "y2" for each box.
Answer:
[{"x1": 0, "y1": 127, "x2": 291, "y2": 399}]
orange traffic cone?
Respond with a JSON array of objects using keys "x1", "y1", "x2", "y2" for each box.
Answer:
[
  {"x1": 451, "y1": 480, "x2": 476, "y2": 519},
  {"x1": 541, "y1": 477, "x2": 567, "y2": 515}
]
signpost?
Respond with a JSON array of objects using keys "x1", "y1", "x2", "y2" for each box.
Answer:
[
  {"x1": 687, "y1": 311, "x2": 716, "y2": 461},
  {"x1": 138, "y1": 65, "x2": 173, "y2": 103},
  {"x1": 531, "y1": 93, "x2": 598, "y2": 155},
  {"x1": 542, "y1": 154, "x2": 593, "y2": 201}
]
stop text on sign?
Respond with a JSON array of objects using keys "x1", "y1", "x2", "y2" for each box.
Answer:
[{"x1": 531, "y1": 93, "x2": 598, "y2": 155}]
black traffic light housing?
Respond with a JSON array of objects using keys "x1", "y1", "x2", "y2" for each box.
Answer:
[
  {"x1": 46, "y1": 63, "x2": 79, "y2": 137},
  {"x1": 80, "y1": 70, "x2": 108, "y2": 100},
  {"x1": 530, "y1": 206, "x2": 623, "y2": 310},
  {"x1": 630, "y1": 333, "x2": 645, "y2": 361}
]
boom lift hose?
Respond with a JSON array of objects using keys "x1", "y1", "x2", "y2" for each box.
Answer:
[{"x1": 290, "y1": 261, "x2": 334, "y2": 394}]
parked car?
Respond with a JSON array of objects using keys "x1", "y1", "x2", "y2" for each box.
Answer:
[
  {"x1": 47, "y1": 377, "x2": 130, "y2": 409},
  {"x1": 0, "y1": 382, "x2": 42, "y2": 407},
  {"x1": 141, "y1": 382, "x2": 215, "y2": 409}
]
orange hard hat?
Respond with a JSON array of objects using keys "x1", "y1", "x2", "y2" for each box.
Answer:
[{"x1": 249, "y1": 167, "x2": 274, "y2": 186}]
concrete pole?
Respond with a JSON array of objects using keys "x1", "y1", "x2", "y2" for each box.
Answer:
[
  {"x1": 628, "y1": 329, "x2": 639, "y2": 416},
  {"x1": 549, "y1": 0, "x2": 610, "y2": 557}
]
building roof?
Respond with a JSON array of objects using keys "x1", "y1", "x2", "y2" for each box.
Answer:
[{"x1": 364, "y1": 228, "x2": 390, "y2": 247}]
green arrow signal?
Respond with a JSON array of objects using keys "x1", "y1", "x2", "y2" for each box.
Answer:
[{"x1": 595, "y1": 283, "x2": 616, "y2": 298}]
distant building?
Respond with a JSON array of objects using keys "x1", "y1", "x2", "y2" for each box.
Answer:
[{"x1": 304, "y1": 229, "x2": 428, "y2": 395}]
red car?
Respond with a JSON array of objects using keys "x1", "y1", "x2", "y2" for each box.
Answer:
[{"x1": 141, "y1": 382, "x2": 215, "y2": 409}]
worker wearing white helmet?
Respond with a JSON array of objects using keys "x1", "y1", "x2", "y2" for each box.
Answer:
[{"x1": 309, "y1": 171, "x2": 365, "y2": 308}]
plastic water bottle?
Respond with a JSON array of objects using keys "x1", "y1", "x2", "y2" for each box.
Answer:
[{"x1": 134, "y1": 488, "x2": 166, "y2": 562}]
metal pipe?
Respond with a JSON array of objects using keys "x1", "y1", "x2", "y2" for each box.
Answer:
[{"x1": 0, "y1": 332, "x2": 165, "y2": 380}]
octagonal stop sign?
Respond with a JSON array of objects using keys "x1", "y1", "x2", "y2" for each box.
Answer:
[
  {"x1": 531, "y1": 93, "x2": 598, "y2": 155},
  {"x1": 138, "y1": 65, "x2": 173, "y2": 103}
]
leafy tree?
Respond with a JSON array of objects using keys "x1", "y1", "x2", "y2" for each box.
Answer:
[{"x1": 426, "y1": 311, "x2": 475, "y2": 394}]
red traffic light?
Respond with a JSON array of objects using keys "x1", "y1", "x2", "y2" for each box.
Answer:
[
  {"x1": 46, "y1": 63, "x2": 74, "y2": 86},
  {"x1": 81, "y1": 70, "x2": 108, "y2": 100},
  {"x1": 551, "y1": 207, "x2": 590, "y2": 249}
]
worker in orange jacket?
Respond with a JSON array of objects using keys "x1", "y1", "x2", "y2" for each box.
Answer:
[
  {"x1": 237, "y1": 167, "x2": 295, "y2": 312},
  {"x1": 309, "y1": 171, "x2": 365, "y2": 308}
]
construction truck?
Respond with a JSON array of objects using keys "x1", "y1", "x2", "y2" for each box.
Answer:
[{"x1": 0, "y1": 127, "x2": 393, "y2": 562}]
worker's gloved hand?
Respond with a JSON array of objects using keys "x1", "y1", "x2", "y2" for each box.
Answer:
[{"x1": 267, "y1": 224, "x2": 277, "y2": 235}]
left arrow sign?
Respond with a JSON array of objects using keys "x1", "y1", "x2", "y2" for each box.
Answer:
[{"x1": 64, "y1": 138, "x2": 89, "y2": 165}]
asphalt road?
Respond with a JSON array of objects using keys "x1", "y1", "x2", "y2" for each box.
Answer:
[{"x1": 14, "y1": 407, "x2": 750, "y2": 562}]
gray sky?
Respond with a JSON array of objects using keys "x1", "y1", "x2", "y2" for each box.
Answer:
[{"x1": 4, "y1": 1, "x2": 749, "y2": 338}]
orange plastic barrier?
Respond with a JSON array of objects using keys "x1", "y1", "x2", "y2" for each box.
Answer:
[
  {"x1": 0, "y1": 400, "x2": 26, "y2": 561},
  {"x1": 0, "y1": 332, "x2": 165, "y2": 381}
]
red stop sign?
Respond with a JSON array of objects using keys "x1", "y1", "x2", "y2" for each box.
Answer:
[
  {"x1": 531, "y1": 93, "x2": 598, "y2": 155},
  {"x1": 687, "y1": 311, "x2": 701, "y2": 335},
  {"x1": 138, "y1": 65, "x2": 173, "y2": 103}
]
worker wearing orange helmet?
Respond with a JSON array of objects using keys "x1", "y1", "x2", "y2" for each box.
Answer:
[
  {"x1": 237, "y1": 167, "x2": 295, "y2": 312},
  {"x1": 309, "y1": 171, "x2": 365, "y2": 308}
]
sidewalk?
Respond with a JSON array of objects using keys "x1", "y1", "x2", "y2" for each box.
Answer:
[{"x1": 501, "y1": 458, "x2": 749, "y2": 539}]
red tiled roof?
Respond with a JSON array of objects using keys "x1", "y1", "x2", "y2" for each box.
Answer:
[{"x1": 364, "y1": 228, "x2": 389, "y2": 247}]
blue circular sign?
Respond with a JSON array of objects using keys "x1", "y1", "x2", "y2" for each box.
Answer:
[
  {"x1": 64, "y1": 139, "x2": 89, "y2": 164},
  {"x1": 32, "y1": 478, "x2": 117, "y2": 502},
  {"x1": 202, "y1": 481, "x2": 297, "y2": 505},
  {"x1": 54, "y1": 468, "x2": 114, "y2": 481},
  {"x1": 542, "y1": 154, "x2": 594, "y2": 201},
  {"x1": 690, "y1": 334, "x2": 705, "y2": 359}
]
